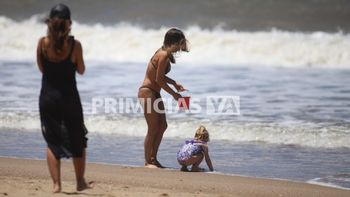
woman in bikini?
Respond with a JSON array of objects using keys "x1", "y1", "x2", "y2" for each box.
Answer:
[{"x1": 138, "y1": 28, "x2": 189, "y2": 168}]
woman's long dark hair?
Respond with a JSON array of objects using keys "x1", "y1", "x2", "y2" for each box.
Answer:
[
  {"x1": 163, "y1": 28, "x2": 189, "y2": 63},
  {"x1": 45, "y1": 17, "x2": 71, "y2": 53}
]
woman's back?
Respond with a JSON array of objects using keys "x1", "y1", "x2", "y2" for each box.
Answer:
[{"x1": 39, "y1": 36, "x2": 77, "y2": 93}]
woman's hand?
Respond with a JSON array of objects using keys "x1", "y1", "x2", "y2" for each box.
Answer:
[
  {"x1": 172, "y1": 92, "x2": 182, "y2": 101},
  {"x1": 174, "y1": 82, "x2": 186, "y2": 92}
]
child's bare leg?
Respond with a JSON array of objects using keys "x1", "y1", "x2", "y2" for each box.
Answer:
[
  {"x1": 47, "y1": 148, "x2": 61, "y2": 193},
  {"x1": 191, "y1": 153, "x2": 204, "y2": 172}
]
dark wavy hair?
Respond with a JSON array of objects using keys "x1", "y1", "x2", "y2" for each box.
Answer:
[
  {"x1": 163, "y1": 28, "x2": 189, "y2": 63},
  {"x1": 45, "y1": 4, "x2": 72, "y2": 52}
]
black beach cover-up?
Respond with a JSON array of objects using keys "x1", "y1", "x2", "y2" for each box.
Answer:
[{"x1": 39, "y1": 36, "x2": 88, "y2": 159}]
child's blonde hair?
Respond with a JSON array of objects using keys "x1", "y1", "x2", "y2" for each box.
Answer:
[{"x1": 194, "y1": 125, "x2": 209, "y2": 142}]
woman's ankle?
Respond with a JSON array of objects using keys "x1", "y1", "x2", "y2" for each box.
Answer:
[
  {"x1": 77, "y1": 179, "x2": 93, "y2": 191},
  {"x1": 52, "y1": 181, "x2": 61, "y2": 193}
]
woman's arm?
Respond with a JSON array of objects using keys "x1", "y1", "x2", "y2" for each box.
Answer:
[
  {"x1": 203, "y1": 145, "x2": 214, "y2": 171},
  {"x1": 166, "y1": 76, "x2": 186, "y2": 92},
  {"x1": 36, "y1": 38, "x2": 44, "y2": 73},
  {"x1": 165, "y1": 76, "x2": 176, "y2": 85},
  {"x1": 156, "y1": 52, "x2": 181, "y2": 100},
  {"x1": 74, "y1": 40, "x2": 85, "y2": 75}
]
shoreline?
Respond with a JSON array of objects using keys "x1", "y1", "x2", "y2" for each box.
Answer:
[
  {"x1": 1, "y1": 157, "x2": 349, "y2": 197},
  {"x1": 2, "y1": 155, "x2": 349, "y2": 191}
]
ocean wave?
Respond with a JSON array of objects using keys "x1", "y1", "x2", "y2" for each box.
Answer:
[
  {"x1": 0, "y1": 15, "x2": 350, "y2": 68},
  {"x1": 308, "y1": 174, "x2": 350, "y2": 191},
  {"x1": 1, "y1": 113, "x2": 349, "y2": 149}
]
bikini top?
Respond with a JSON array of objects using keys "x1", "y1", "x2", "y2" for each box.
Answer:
[{"x1": 150, "y1": 48, "x2": 171, "y2": 74}]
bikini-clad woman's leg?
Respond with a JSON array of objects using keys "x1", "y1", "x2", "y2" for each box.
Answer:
[
  {"x1": 153, "y1": 98, "x2": 167, "y2": 168},
  {"x1": 138, "y1": 88, "x2": 160, "y2": 168},
  {"x1": 144, "y1": 109, "x2": 160, "y2": 167}
]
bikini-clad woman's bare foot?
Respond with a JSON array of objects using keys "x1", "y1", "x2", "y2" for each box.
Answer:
[
  {"x1": 153, "y1": 160, "x2": 165, "y2": 168},
  {"x1": 77, "y1": 179, "x2": 94, "y2": 191},
  {"x1": 53, "y1": 182, "x2": 61, "y2": 193},
  {"x1": 145, "y1": 163, "x2": 159, "y2": 168},
  {"x1": 145, "y1": 159, "x2": 165, "y2": 168}
]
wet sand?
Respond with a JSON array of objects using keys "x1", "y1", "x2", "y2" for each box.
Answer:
[{"x1": 0, "y1": 157, "x2": 349, "y2": 197}]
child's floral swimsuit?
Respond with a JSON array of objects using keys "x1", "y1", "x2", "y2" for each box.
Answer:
[{"x1": 177, "y1": 139, "x2": 205, "y2": 163}]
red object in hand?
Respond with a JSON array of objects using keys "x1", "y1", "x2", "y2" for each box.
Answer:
[{"x1": 178, "y1": 96, "x2": 191, "y2": 110}]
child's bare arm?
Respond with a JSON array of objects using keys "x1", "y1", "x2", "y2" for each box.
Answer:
[{"x1": 203, "y1": 145, "x2": 214, "y2": 171}]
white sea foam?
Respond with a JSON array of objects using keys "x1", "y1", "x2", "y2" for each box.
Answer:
[
  {"x1": 308, "y1": 175, "x2": 350, "y2": 191},
  {"x1": 1, "y1": 15, "x2": 349, "y2": 68},
  {"x1": 1, "y1": 113, "x2": 349, "y2": 149}
]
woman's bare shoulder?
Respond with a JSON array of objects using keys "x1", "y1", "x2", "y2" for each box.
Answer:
[
  {"x1": 158, "y1": 49, "x2": 168, "y2": 55},
  {"x1": 156, "y1": 50, "x2": 170, "y2": 61},
  {"x1": 73, "y1": 39, "x2": 81, "y2": 45},
  {"x1": 37, "y1": 37, "x2": 48, "y2": 46},
  {"x1": 72, "y1": 39, "x2": 82, "y2": 51}
]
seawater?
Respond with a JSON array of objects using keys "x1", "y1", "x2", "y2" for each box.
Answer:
[{"x1": 0, "y1": 60, "x2": 350, "y2": 189}]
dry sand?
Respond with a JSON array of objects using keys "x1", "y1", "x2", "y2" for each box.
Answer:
[{"x1": 0, "y1": 157, "x2": 349, "y2": 197}]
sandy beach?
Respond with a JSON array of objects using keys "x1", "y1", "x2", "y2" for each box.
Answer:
[{"x1": 0, "y1": 157, "x2": 349, "y2": 197}]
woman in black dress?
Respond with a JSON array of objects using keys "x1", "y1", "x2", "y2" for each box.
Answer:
[{"x1": 37, "y1": 4, "x2": 90, "y2": 193}]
